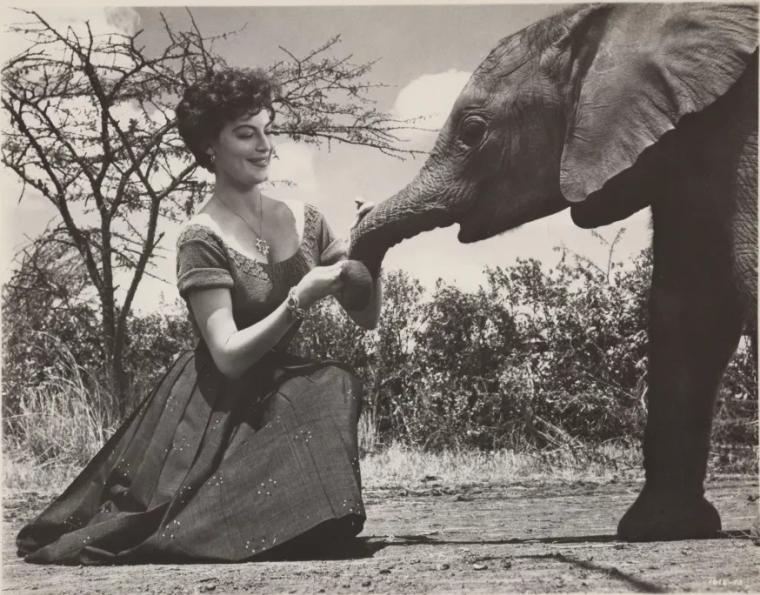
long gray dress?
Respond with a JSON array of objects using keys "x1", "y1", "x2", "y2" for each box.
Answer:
[{"x1": 17, "y1": 202, "x2": 366, "y2": 564}]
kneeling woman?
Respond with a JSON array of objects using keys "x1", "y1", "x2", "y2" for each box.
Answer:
[{"x1": 17, "y1": 67, "x2": 381, "y2": 564}]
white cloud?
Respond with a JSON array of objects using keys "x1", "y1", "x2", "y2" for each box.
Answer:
[
  {"x1": 392, "y1": 69, "x2": 471, "y2": 151},
  {"x1": 104, "y1": 7, "x2": 140, "y2": 36},
  {"x1": 393, "y1": 70, "x2": 472, "y2": 127}
]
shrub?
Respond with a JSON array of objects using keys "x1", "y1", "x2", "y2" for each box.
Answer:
[
  {"x1": 3, "y1": 242, "x2": 756, "y2": 470},
  {"x1": 3, "y1": 335, "x2": 119, "y2": 466}
]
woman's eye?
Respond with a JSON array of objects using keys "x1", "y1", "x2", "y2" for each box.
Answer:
[{"x1": 459, "y1": 116, "x2": 487, "y2": 147}]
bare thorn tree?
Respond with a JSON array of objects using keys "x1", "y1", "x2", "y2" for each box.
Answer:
[{"x1": 2, "y1": 8, "x2": 417, "y2": 402}]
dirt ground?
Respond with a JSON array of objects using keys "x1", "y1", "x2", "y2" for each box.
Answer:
[{"x1": 3, "y1": 477, "x2": 759, "y2": 594}]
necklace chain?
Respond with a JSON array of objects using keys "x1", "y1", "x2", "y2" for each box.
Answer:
[{"x1": 219, "y1": 195, "x2": 271, "y2": 260}]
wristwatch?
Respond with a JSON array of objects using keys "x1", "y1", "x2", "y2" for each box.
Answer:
[{"x1": 286, "y1": 288, "x2": 306, "y2": 321}]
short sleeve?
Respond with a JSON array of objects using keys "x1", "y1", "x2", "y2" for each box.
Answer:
[
  {"x1": 176, "y1": 227, "x2": 234, "y2": 300},
  {"x1": 316, "y1": 209, "x2": 349, "y2": 265}
]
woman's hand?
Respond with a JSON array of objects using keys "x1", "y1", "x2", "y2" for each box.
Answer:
[{"x1": 293, "y1": 262, "x2": 346, "y2": 309}]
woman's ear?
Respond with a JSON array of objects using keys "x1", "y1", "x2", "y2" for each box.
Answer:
[{"x1": 559, "y1": 4, "x2": 757, "y2": 205}]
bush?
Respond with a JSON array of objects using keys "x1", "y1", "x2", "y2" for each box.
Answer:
[
  {"x1": 2, "y1": 297, "x2": 194, "y2": 430},
  {"x1": 3, "y1": 336, "x2": 119, "y2": 467},
  {"x1": 376, "y1": 249, "x2": 651, "y2": 450},
  {"x1": 121, "y1": 305, "x2": 195, "y2": 412},
  {"x1": 3, "y1": 241, "x2": 756, "y2": 471},
  {"x1": 292, "y1": 244, "x2": 756, "y2": 458}
]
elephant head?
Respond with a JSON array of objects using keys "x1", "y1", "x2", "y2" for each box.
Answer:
[{"x1": 350, "y1": 3, "x2": 758, "y2": 275}]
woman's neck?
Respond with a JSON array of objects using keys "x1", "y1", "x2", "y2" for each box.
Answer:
[{"x1": 212, "y1": 175, "x2": 264, "y2": 220}]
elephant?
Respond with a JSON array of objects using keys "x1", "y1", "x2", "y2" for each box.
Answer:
[{"x1": 349, "y1": 3, "x2": 758, "y2": 541}]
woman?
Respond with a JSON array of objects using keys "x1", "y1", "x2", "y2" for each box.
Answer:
[{"x1": 16, "y1": 67, "x2": 381, "y2": 564}]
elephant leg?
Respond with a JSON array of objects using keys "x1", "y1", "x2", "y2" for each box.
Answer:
[{"x1": 618, "y1": 196, "x2": 745, "y2": 541}]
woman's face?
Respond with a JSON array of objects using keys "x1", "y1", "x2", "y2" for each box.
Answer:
[{"x1": 209, "y1": 109, "x2": 273, "y2": 188}]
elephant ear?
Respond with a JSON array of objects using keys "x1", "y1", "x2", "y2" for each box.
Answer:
[{"x1": 559, "y1": 3, "x2": 758, "y2": 206}]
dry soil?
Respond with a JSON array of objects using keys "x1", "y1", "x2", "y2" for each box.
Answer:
[{"x1": 3, "y1": 477, "x2": 759, "y2": 593}]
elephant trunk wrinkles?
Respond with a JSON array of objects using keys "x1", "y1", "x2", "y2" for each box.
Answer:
[{"x1": 349, "y1": 167, "x2": 461, "y2": 276}]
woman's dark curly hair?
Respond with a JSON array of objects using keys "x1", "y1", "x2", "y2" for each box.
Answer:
[{"x1": 176, "y1": 67, "x2": 278, "y2": 172}]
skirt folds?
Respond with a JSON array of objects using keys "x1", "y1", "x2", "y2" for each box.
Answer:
[{"x1": 17, "y1": 347, "x2": 365, "y2": 564}]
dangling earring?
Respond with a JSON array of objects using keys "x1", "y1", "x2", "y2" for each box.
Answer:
[{"x1": 208, "y1": 152, "x2": 215, "y2": 167}]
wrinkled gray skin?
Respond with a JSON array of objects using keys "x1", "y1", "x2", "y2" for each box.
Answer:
[{"x1": 350, "y1": 3, "x2": 758, "y2": 541}]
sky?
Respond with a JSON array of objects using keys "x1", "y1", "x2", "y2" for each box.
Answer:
[{"x1": 0, "y1": 3, "x2": 652, "y2": 313}]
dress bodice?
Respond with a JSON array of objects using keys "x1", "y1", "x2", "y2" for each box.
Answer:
[{"x1": 176, "y1": 201, "x2": 342, "y2": 347}]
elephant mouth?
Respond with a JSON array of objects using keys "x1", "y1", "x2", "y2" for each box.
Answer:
[
  {"x1": 457, "y1": 210, "x2": 488, "y2": 243},
  {"x1": 456, "y1": 186, "x2": 570, "y2": 244},
  {"x1": 455, "y1": 191, "x2": 498, "y2": 244}
]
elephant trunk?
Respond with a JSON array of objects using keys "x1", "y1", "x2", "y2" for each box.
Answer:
[{"x1": 349, "y1": 165, "x2": 462, "y2": 276}]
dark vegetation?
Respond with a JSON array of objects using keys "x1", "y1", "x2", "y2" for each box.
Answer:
[{"x1": 4, "y1": 236, "x2": 756, "y2": 471}]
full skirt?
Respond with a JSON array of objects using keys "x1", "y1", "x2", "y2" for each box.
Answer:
[{"x1": 16, "y1": 347, "x2": 366, "y2": 564}]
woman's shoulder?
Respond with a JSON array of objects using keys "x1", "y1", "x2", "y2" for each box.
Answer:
[{"x1": 176, "y1": 212, "x2": 226, "y2": 250}]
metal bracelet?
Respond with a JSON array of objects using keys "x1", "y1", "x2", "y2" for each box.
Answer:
[{"x1": 286, "y1": 288, "x2": 306, "y2": 321}]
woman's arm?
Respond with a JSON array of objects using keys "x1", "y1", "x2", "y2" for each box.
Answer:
[
  {"x1": 189, "y1": 262, "x2": 345, "y2": 379},
  {"x1": 188, "y1": 287, "x2": 294, "y2": 379}
]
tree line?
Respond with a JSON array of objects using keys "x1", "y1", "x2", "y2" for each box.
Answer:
[
  {"x1": 295, "y1": 245, "x2": 756, "y2": 454},
  {"x1": 5, "y1": 238, "x2": 755, "y2": 459}
]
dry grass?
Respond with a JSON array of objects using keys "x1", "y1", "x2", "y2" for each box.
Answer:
[
  {"x1": 3, "y1": 446, "x2": 83, "y2": 495},
  {"x1": 2, "y1": 347, "x2": 749, "y2": 499},
  {"x1": 1, "y1": 355, "x2": 640, "y2": 497},
  {"x1": 3, "y1": 339, "x2": 119, "y2": 495},
  {"x1": 360, "y1": 441, "x2": 644, "y2": 490},
  {"x1": 3, "y1": 439, "x2": 644, "y2": 500}
]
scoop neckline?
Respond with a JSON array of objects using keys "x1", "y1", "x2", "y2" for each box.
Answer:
[{"x1": 186, "y1": 201, "x2": 312, "y2": 268}]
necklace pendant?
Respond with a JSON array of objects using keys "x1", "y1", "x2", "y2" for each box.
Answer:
[{"x1": 256, "y1": 237, "x2": 271, "y2": 258}]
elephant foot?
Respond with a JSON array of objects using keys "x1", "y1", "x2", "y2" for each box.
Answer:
[{"x1": 617, "y1": 485, "x2": 721, "y2": 542}]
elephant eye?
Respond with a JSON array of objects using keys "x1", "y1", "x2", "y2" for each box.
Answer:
[{"x1": 459, "y1": 116, "x2": 487, "y2": 147}]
